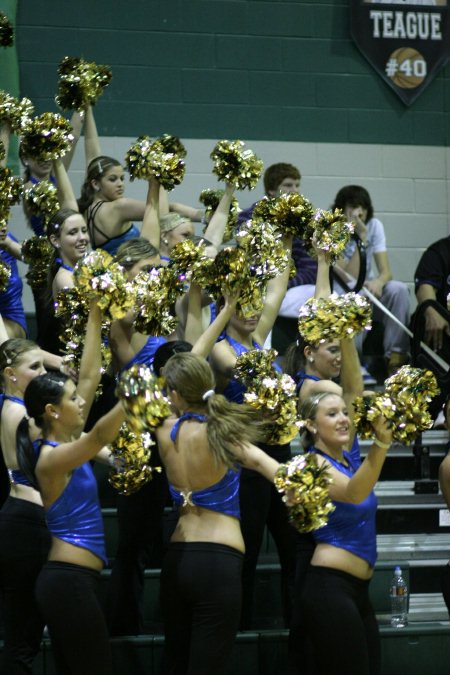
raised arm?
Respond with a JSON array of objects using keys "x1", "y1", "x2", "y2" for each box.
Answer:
[
  {"x1": 75, "y1": 299, "x2": 103, "y2": 422},
  {"x1": 61, "y1": 110, "x2": 84, "y2": 171},
  {"x1": 83, "y1": 104, "x2": 102, "y2": 167},
  {"x1": 254, "y1": 234, "x2": 293, "y2": 345},
  {"x1": 203, "y1": 183, "x2": 235, "y2": 249},
  {"x1": 188, "y1": 286, "x2": 238, "y2": 359},
  {"x1": 52, "y1": 158, "x2": 79, "y2": 211},
  {"x1": 140, "y1": 176, "x2": 160, "y2": 250}
]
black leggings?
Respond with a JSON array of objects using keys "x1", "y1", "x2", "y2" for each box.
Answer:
[
  {"x1": 296, "y1": 566, "x2": 380, "y2": 675},
  {"x1": 35, "y1": 561, "x2": 112, "y2": 675},
  {"x1": 0, "y1": 497, "x2": 51, "y2": 675},
  {"x1": 239, "y1": 441, "x2": 296, "y2": 629},
  {"x1": 160, "y1": 542, "x2": 243, "y2": 675}
]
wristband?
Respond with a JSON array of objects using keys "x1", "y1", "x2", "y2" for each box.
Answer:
[{"x1": 373, "y1": 438, "x2": 390, "y2": 449}]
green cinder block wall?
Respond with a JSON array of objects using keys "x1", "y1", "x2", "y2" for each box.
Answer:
[{"x1": 12, "y1": 0, "x2": 450, "y2": 146}]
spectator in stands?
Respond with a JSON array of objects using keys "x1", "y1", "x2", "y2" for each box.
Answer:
[
  {"x1": 238, "y1": 163, "x2": 319, "y2": 315},
  {"x1": 332, "y1": 185, "x2": 410, "y2": 377},
  {"x1": 414, "y1": 234, "x2": 450, "y2": 362}
]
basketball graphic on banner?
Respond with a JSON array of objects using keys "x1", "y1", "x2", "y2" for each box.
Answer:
[{"x1": 387, "y1": 48, "x2": 427, "y2": 89}]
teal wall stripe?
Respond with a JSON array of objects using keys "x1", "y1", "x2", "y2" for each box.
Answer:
[{"x1": 9, "y1": 1, "x2": 450, "y2": 145}]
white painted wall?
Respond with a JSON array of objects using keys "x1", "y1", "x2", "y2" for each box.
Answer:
[{"x1": 8, "y1": 138, "x2": 450, "y2": 316}]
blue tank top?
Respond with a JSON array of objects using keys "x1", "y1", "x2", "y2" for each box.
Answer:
[
  {"x1": 120, "y1": 334, "x2": 167, "y2": 373},
  {"x1": 34, "y1": 440, "x2": 107, "y2": 566},
  {"x1": 0, "y1": 235, "x2": 27, "y2": 333},
  {"x1": 294, "y1": 369, "x2": 320, "y2": 395},
  {"x1": 310, "y1": 447, "x2": 377, "y2": 567},
  {"x1": 168, "y1": 412, "x2": 241, "y2": 518},
  {"x1": 221, "y1": 334, "x2": 281, "y2": 404},
  {"x1": 0, "y1": 394, "x2": 33, "y2": 487}
]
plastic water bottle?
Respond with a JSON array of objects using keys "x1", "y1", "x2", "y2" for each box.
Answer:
[{"x1": 390, "y1": 565, "x2": 408, "y2": 627}]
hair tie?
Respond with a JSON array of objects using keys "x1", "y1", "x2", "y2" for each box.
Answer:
[{"x1": 202, "y1": 389, "x2": 214, "y2": 401}]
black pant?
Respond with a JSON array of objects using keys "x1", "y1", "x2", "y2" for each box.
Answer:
[
  {"x1": 296, "y1": 566, "x2": 380, "y2": 675},
  {"x1": 239, "y1": 442, "x2": 296, "y2": 629},
  {"x1": 160, "y1": 542, "x2": 243, "y2": 675},
  {"x1": 35, "y1": 561, "x2": 112, "y2": 675},
  {"x1": 288, "y1": 533, "x2": 316, "y2": 675},
  {"x1": 441, "y1": 562, "x2": 450, "y2": 617},
  {"x1": 0, "y1": 497, "x2": 51, "y2": 675},
  {"x1": 106, "y1": 450, "x2": 169, "y2": 636}
]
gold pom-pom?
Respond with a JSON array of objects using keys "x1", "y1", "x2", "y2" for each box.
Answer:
[
  {"x1": 130, "y1": 266, "x2": 185, "y2": 336},
  {"x1": 0, "y1": 259, "x2": 11, "y2": 292},
  {"x1": 54, "y1": 285, "x2": 111, "y2": 376},
  {"x1": 116, "y1": 366, "x2": 172, "y2": 433},
  {"x1": 252, "y1": 193, "x2": 315, "y2": 238},
  {"x1": 73, "y1": 249, "x2": 134, "y2": 320},
  {"x1": 24, "y1": 181, "x2": 60, "y2": 230},
  {"x1": 20, "y1": 112, "x2": 74, "y2": 161},
  {"x1": 108, "y1": 423, "x2": 160, "y2": 496},
  {"x1": 298, "y1": 292, "x2": 372, "y2": 346},
  {"x1": 0, "y1": 91, "x2": 33, "y2": 132},
  {"x1": 353, "y1": 366, "x2": 440, "y2": 444},
  {"x1": 124, "y1": 135, "x2": 186, "y2": 190},
  {"x1": 210, "y1": 140, "x2": 263, "y2": 190},
  {"x1": 199, "y1": 188, "x2": 240, "y2": 243},
  {"x1": 155, "y1": 134, "x2": 187, "y2": 158},
  {"x1": 235, "y1": 218, "x2": 290, "y2": 280},
  {"x1": 21, "y1": 236, "x2": 54, "y2": 289},
  {"x1": 0, "y1": 140, "x2": 4, "y2": 163},
  {"x1": 0, "y1": 167, "x2": 23, "y2": 212},
  {"x1": 305, "y1": 209, "x2": 354, "y2": 264},
  {"x1": 234, "y1": 349, "x2": 301, "y2": 445},
  {"x1": 55, "y1": 56, "x2": 112, "y2": 111},
  {"x1": 0, "y1": 12, "x2": 13, "y2": 47},
  {"x1": 274, "y1": 454, "x2": 335, "y2": 532},
  {"x1": 166, "y1": 238, "x2": 213, "y2": 286}
]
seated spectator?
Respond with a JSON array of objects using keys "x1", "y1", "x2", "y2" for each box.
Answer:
[
  {"x1": 414, "y1": 233, "x2": 450, "y2": 362},
  {"x1": 332, "y1": 185, "x2": 410, "y2": 376}
]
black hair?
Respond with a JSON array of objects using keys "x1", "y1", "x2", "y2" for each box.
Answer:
[
  {"x1": 152, "y1": 340, "x2": 192, "y2": 378},
  {"x1": 331, "y1": 185, "x2": 374, "y2": 222},
  {"x1": 16, "y1": 372, "x2": 69, "y2": 489}
]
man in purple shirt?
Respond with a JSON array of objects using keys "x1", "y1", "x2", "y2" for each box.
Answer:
[{"x1": 238, "y1": 162, "x2": 318, "y2": 315}]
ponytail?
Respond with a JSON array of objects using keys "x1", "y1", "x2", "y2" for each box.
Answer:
[
  {"x1": 16, "y1": 416, "x2": 38, "y2": 489},
  {"x1": 205, "y1": 393, "x2": 263, "y2": 467}
]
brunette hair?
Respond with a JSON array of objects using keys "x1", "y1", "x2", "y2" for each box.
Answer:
[
  {"x1": 263, "y1": 163, "x2": 301, "y2": 195},
  {"x1": 78, "y1": 155, "x2": 122, "y2": 212}
]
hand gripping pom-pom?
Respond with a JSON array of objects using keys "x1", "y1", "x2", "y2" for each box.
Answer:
[
  {"x1": 274, "y1": 454, "x2": 335, "y2": 533},
  {"x1": 20, "y1": 113, "x2": 74, "y2": 162},
  {"x1": 298, "y1": 293, "x2": 372, "y2": 346},
  {"x1": 108, "y1": 423, "x2": 161, "y2": 496},
  {"x1": 116, "y1": 366, "x2": 172, "y2": 434},
  {"x1": 56, "y1": 56, "x2": 112, "y2": 111}
]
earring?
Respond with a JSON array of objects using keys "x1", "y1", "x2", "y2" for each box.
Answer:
[
  {"x1": 11, "y1": 376, "x2": 17, "y2": 383},
  {"x1": 308, "y1": 358, "x2": 314, "y2": 363},
  {"x1": 53, "y1": 413, "x2": 59, "y2": 419},
  {"x1": 163, "y1": 239, "x2": 169, "y2": 245}
]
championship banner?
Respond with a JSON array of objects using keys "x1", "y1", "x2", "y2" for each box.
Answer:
[{"x1": 351, "y1": 1, "x2": 450, "y2": 106}]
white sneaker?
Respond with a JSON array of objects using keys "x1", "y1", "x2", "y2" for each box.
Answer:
[{"x1": 361, "y1": 365, "x2": 377, "y2": 386}]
